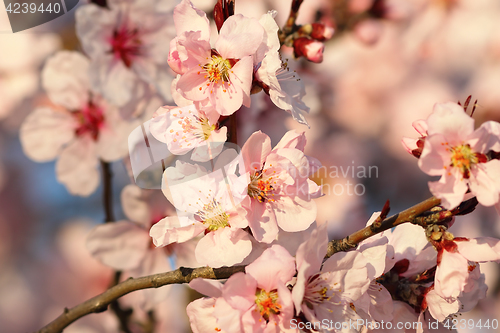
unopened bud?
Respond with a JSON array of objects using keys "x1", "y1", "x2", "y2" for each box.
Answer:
[
  {"x1": 310, "y1": 23, "x2": 334, "y2": 41},
  {"x1": 213, "y1": 0, "x2": 235, "y2": 32},
  {"x1": 293, "y1": 37, "x2": 324, "y2": 63}
]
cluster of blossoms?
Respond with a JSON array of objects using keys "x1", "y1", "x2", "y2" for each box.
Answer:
[
  {"x1": 146, "y1": 0, "x2": 325, "y2": 269},
  {"x1": 163, "y1": 0, "x2": 320, "y2": 127},
  {"x1": 184, "y1": 213, "x2": 500, "y2": 333},
  {"x1": 17, "y1": 0, "x2": 500, "y2": 331},
  {"x1": 149, "y1": 129, "x2": 321, "y2": 267},
  {"x1": 20, "y1": 0, "x2": 180, "y2": 195},
  {"x1": 186, "y1": 226, "x2": 371, "y2": 333}
]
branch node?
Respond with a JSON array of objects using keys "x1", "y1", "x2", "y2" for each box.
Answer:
[
  {"x1": 93, "y1": 302, "x2": 108, "y2": 313},
  {"x1": 179, "y1": 266, "x2": 194, "y2": 278}
]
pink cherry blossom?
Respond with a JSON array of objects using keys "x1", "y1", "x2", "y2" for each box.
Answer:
[
  {"x1": 418, "y1": 102, "x2": 500, "y2": 209},
  {"x1": 353, "y1": 211, "x2": 495, "y2": 328},
  {"x1": 354, "y1": 214, "x2": 462, "y2": 326},
  {"x1": 169, "y1": 0, "x2": 264, "y2": 116},
  {"x1": 75, "y1": 0, "x2": 175, "y2": 109},
  {"x1": 237, "y1": 130, "x2": 322, "y2": 243},
  {"x1": 150, "y1": 161, "x2": 252, "y2": 267},
  {"x1": 293, "y1": 224, "x2": 371, "y2": 325},
  {"x1": 149, "y1": 104, "x2": 227, "y2": 162},
  {"x1": 434, "y1": 236, "x2": 500, "y2": 299},
  {"x1": 186, "y1": 297, "x2": 221, "y2": 333},
  {"x1": 20, "y1": 51, "x2": 135, "y2": 196},
  {"x1": 348, "y1": 213, "x2": 396, "y2": 324},
  {"x1": 188, "y1": 245, "x2": 297, "y2": 333}
]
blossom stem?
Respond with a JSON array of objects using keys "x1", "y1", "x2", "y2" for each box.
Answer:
[
  {"x1": 279, "y1": 0, "x2": 304, "y2": 45},
  {"x1": 100, "y1": 161, "x2": 134, "y2": 332},
  {"x1": 228, "y1": 113, "x2": 238, "y2": 145},
  {"x1": 101, "y1": 161, "x2": 115, "y2": 223}
]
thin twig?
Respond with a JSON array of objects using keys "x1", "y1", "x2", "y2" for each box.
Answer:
[
  {"x1": 37, "y1": 266, "x2": 246, "y2": 333},
  {"x1": 101, "y1": 161, "x2": 115, "y2": 223},
  {"x1": 279, "y1": 0, "x2": 304, "y2": 45},
  {"x1": 100, "y1": 161, "x2": 134, "y2": 332},
  {"x1": 325, "y1": 196, "x2": 442, "y2": 257},
  {"x1": 228, "y1": 113, "x2": 238, "y2": 145}
]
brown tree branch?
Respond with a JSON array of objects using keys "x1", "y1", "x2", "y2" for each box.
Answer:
[
  {"x1": 325, "y1": 196, "x2": 442, "y2": 257},
  {"x1": 279, "y1": 0, "x2": 304, "y2": 45},
  {"x1": 228, "y1": 113, "x2": 238, "y2": 145},
  {"x1": 101, "y1": 161, "x2": 115, "y2": 223},
  {"x1": 101, "y1": 162, "x2": 134, "y2": 332},
  {"x1": 37, "y1": 266, "x2": 246, "y2": 333},
  {"x1": 38, "y1": 196, "x2": 446, "y2": 333}
]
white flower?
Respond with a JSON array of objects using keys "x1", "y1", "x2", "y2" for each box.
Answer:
[
  {"x1": 20, "y1": 51, "x2": 135, "y2": 196},
  {"x1": 75, "y1": 0, "x2": 176, "y2": 110}
]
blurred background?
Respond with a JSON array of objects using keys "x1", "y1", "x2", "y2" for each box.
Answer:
[{"x1": 1, "y1": 0, "x2": 500, "y2": 332}]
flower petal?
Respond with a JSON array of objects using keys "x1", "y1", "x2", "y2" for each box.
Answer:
[
  {"x1": 189, "y1": 278, "x2": 223, "y2": 298},
  {"x1": 418, "y1": 134, "x2": 449, "y2": 177},
  {"x1": 245, "y1": 245, "x2": 295, "y2": 291},
  {"x1": 456, "y1": 237, "x2": 500, "y2": 262},
  {"x1": 428, "y1": 169, "x2": 468, "y2": 210},
  {"x1": 427, "y1": 102, "x2": 474, "y2": 145},
  {"x1": 176, "y1": 67, "x2": 212, "y2": 102},
  {"x1": 216, "y1": 15, "x2": 264, "y2": 60},
  {"x1": 426, "y1": 289, "x2": 459, "y2": 322},
  {"x1": 149, "y1": 216, "x2": 205, "y2": 247},
  {"x1": 469, "y1": 161, "x2": 500, "y2": 207},
  {"x1": 434, "y1": 250, "x2": 468, "y2": 299},
  {"x1": 195, "y1": 228, "x2": 252, "y2": 268},
  {"x1": 242, "y1": 131, "x2": 271, "y2": 171},
  {"x1": 56, "y1": 138, "x2": 100, "y2": 196},
  {"x1": 221, "y1": 272, "x2": 257, "y2": 311},
  {"x1": 42, "y1": 51, "x2": 91, "y2": 110},
  {"x1": 86, "y1": 221, "x2": 150, "y2": 270},
  {"x1": 186, "y1": 298, "x2": 220, "y2": 333},
  {"x1": 173, "y1": 0, "x2": 211, "y2": 41},
  {"x1": 121, "y1": 184, "x2": 151, "y2": 226},
  {"x1": 20, "y1": 107, "x2": 76, "y2": 162}
]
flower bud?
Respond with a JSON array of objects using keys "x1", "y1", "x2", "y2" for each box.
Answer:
[
  {"x1": 293, "y1": 37, "x2": 324, "y2": 63},
  {"x1": 310, "y1": 23, "x2": 334, "y2": 41}
]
